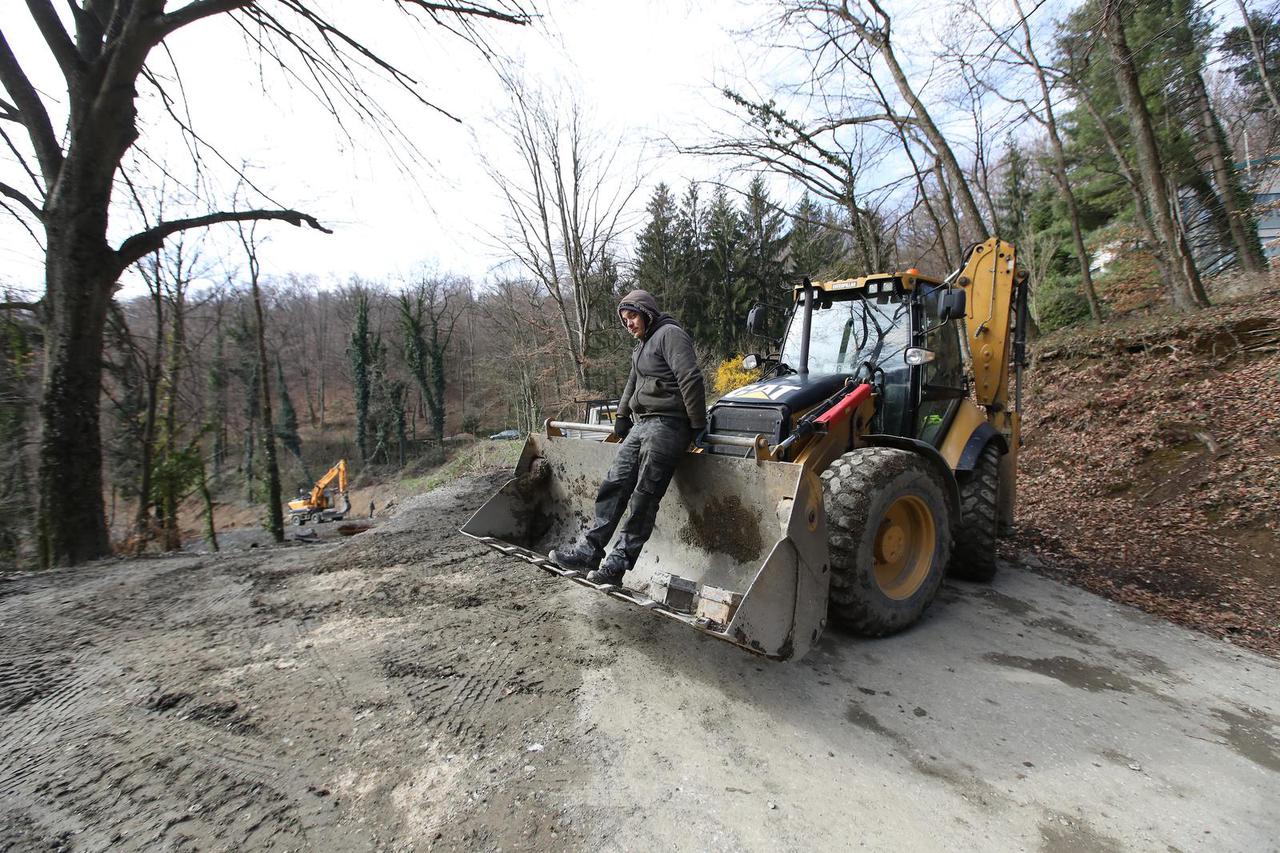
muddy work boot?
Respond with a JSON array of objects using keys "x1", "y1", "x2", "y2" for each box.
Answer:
[
  {"x1": 548, "y1": 541, "x2": 602, "y2": 574},
  {"x1": 586, "y1": 555, "x2": 628, "y2": 587}
]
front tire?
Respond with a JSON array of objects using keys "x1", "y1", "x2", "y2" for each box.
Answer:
[
  {"x1": 820, "y1": 448, "x2": 951, "y2": 636},
  {"x1": 951, "y1": 442, "x2": 1001, "y2": 582}
]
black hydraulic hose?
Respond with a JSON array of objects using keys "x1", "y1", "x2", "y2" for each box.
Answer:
[
  {"x1": 1014, "y1": 276, "x2": 1029, "y2": 416},
  {"x1": 798, "y1": 282, "x2": 814, "y2": 375}
]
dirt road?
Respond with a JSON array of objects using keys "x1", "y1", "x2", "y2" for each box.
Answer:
[{"x1": 2, "y1": 474, "x2": 1277, "y2": 851}]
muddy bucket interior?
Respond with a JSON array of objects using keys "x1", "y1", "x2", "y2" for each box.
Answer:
[{"x1": 461, "y1": 431, "x2": 830, "y2": 659}]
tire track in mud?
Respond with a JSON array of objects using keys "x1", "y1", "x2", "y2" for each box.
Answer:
[
  {"x1": 0, "y1": 474, "x2": 598, "y2": 851},
  {"x1": 0, "y1": 549, "x2": 347, "y2": 851}
]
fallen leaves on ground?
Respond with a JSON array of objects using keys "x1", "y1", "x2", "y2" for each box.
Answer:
[{"x1": 1009, "y1": 282, "x2": 1280, "y2": 658}]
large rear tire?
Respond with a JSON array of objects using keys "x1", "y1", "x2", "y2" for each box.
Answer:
[
  {"x1": 820, "y1": 448, "x2": 951, "y2": 637},
  {"x1": 951, "y1": 442, "x2": 1000, "y2": 582}
]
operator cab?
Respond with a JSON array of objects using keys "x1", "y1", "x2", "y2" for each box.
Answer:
[{"x1": 709, "y1": 272, "x2": 968, "y2": 455}]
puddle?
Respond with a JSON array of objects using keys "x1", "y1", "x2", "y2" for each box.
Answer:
[
  {"x1": 984, "y1": 654, "x2": 1139, "y2": 693},
  {"x1": 1212, "y1": 707, "x2": 1280, "y2": 773}
]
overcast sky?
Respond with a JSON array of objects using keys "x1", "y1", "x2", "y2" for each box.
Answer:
[{"x1": 1, "y1": 0, "x2": 780, "y2": 298}]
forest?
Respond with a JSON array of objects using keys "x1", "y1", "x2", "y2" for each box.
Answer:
[{"x1": 0, "y1": 0, "x2": 1276, "y2": 568}]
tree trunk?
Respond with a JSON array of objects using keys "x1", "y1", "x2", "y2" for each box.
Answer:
[
  {"x1": 1076, "y1": 90, "x2": 1174, "y2": 285},
  {"x1": 839, "y1": 1, "x2": 988, "y2": 240},
  {"x1": 251, "y1": 277, "x2": 285, "y2": 543},
  {"x1": 198, "y1": 458, "x2": 218, "y2": 552},
  {"x1": 133, "y1": 281, "x2": 164, "y2": 545},
  {"x1": 160, "y1": 281, "x2": 186, "y2": 552},
  {"x1": 1189, "y1": 69, "x2": 1265, "y2": 272},
  {"x1": 1103, "y1": 2, "x2": 1210, "y2": 309},
  {"x1": 1012, "y1": 0, "x2": 1103, "y2": 322},
  {"x1": 36, "y1": 220, "x2": 116, "y2": 567}
]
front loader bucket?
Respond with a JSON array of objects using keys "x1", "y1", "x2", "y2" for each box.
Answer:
[{"x1": 461, "y1": 428, "x2": 830, "y2": 660}]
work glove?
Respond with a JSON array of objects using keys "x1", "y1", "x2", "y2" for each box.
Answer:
[
  {"x1": 692, "y1": 426, "x2": 710, "y2": 449},
  {"x1": 613, "y1": 414, "x2": 633, "y2": 439}
]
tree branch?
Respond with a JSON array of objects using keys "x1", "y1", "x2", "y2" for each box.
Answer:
[
  {"x1": 155, "y1": 0, "x2": 253, "y2": 42},
  {"x1": 116, "y1": 208, "x2": 332, "y2": 270},
  {"x1": 0, "y1": 298, "x2": 42, "y2": 314},
  {"x1": 0, "y1": 180, "x2": 41, "y2": 219},
  {"x1": 0, "y1": 29, "x2": 63, "y2": 184},
  {"x1": 24, "y1": 0, "x2": 84, "y2": 83},
  {"x1": 400, "y1": 0, "x2": 532, "y2": 25}
]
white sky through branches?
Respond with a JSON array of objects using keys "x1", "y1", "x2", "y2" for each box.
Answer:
[{"x1": 0, "y1": 0, "x2": 769, "y2": 297}]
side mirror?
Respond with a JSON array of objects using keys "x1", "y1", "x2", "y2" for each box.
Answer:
[
  {"x1": 940, "y1": 289, "x2": 966, "y2": 320},
  {"x1": 742, "y1": 354, "x2": 760, "y2": 370},
  {"x1": 746, "y1": 304, "x2": 769, "y2": 336}
]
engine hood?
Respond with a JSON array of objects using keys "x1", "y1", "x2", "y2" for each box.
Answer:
[{"x1": 716, "y1": 373, "x2": 848, "y2": 412}]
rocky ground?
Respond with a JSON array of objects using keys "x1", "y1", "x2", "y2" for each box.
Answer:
[{"x1": 2, "y1": 472, "x2": 1278, "y2": 852}]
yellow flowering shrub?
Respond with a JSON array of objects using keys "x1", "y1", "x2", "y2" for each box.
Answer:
[{"x1": 713, "y1": 355, "x2": 762, "y2": 397}]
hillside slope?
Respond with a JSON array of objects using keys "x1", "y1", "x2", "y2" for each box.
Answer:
[{"x1": 1011, "y1": 285, "x2": 1280, "y2": 656}]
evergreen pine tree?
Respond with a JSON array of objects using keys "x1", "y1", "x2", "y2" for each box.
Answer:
[
  {"x1": 704, "y1": 187, "x2": 747, "y2": 357},
  {"x1": 634, "y1": 183, "x2": 681, "y2": 306},
  {"x1": 788, "y1": 193, "x2": 844, "y2": 280},
  {"x1": 674, "y1": 182, "x2": 710, "y2": 342},
  {"x1": 740, "y1": 176, "x2": 789, "y2": 317},
  {"x1": 350, "y1": 289, "x2": 374, "y2": 462}
]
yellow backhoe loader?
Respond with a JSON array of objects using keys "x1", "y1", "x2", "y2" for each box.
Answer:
[
  {"x1": 462, "y1": 238, "x2": 1029, "y2": 660},
  {"x1": 288, "y1": 459, "x2": 351, "y2": 525}
]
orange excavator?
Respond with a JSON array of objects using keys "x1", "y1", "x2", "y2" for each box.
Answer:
[{"x1": 287, "y1": 459, "x2": 350, "y2": 525}]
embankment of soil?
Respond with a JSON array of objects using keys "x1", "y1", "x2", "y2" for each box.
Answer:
[{"x1": 1012, "y1": 286, "x2": 1280, "y2": 656}]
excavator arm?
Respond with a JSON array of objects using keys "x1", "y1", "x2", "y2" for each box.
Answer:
[
  {"x1": 309, "y1": 460, "x2": 348, "y2": 504},
  {"x1": 289, "y1": 459, "x2": 350, "y2": 520}
]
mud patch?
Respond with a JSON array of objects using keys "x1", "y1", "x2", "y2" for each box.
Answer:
[
  {"x1": 1211, "y1": 706, "x2": 1280, "y2": 773},
  {"x1": 845, "y1": 701, "x2": 898, "y2": 741},
  {"x1": 984, "y1": 654, "x2": 1139, "y2": 693},
  {"x1": 1028, "y1": 615, "x2": 1102, "y2": 646},
  {"x1": 679, "y1": 495, "x2": 764, "y2": 564},
  {"x1": 973, "y1": 588, "x2": 1038, "y2": 618},
  {"x1": 1039, "y1": 812, "x2": 1125, "y2": 853}
]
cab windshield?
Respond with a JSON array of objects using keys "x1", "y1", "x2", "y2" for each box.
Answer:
[{"x1": 779, "y1": 294, "x2": 911, "y2": 376}]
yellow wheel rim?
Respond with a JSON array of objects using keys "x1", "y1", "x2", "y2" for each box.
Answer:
[{"x1": 873, "y1": 495, "x2": 935, "y2": 600}]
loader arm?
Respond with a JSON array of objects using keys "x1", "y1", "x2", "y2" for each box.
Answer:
[{"x1": 952, "y1": 238, "x2": 1028, "y2": 526}]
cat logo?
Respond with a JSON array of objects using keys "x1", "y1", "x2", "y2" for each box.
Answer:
[{"x1": 724, "y1": 382, "x2": 801, "y2": 401}]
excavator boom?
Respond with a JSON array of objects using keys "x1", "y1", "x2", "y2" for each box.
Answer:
[{"x1": 288, "y1": 459, "x2": 350, "y2": 523}]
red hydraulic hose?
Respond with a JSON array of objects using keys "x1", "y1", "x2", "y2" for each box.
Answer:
[{"x1": 814, "y1": 383, "x2": 872, "y2": 426}]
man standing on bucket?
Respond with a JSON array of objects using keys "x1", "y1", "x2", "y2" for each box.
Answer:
[{"x1": 550, "y1": 289, "x2": 707, "y2": 586}]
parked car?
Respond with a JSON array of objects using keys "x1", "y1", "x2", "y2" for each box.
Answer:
[{"x1": 489, "y1": 429, "x2": 521, "y2": 440}]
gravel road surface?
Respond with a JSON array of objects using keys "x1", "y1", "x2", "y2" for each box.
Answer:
[{"x1": 1, "y1": 473, "x2": 1276, "y2": 851}]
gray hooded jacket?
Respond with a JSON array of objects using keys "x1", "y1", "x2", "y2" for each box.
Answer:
[{"x1": 616, "y1": 290, "x2": 706, "y2": 429}]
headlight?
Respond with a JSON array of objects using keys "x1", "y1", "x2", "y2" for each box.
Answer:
[{"x1": 904, "y1": 347, "x2": 936, "y2": 365}]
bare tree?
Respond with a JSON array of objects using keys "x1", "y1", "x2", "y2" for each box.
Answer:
[
  {"x1": 399, "y1": 272, "x2": 465, "y2": 444},
  {"x1": 959, "y1": 0, "x2": 1104, "y2": 321},
  {"x1": 485, "y1": 73, "x2": 637, "y2": 393},
  {"x1": 778, "y1": 0, "x2": 990, "y2": 240},
  {"x1": 239, "y1": 224, "x2": 283, "y2": 543},
  {"x1": 479, "y1": 277, "x2": 560, "y2": 433},
  {"x1": 694, "y1": 87, "x2": 899, "y2": 273},
  {"x1": 1231, "y1": 0, "x2": 1280, "y2": 119},
  {"x1": 0, "y1": 1, "x2": 530, "y2": 566}
]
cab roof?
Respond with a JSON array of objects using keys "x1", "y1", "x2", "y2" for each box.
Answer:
[{"x1": 796, "y1": 271, "x2": 945, "y2": 295}]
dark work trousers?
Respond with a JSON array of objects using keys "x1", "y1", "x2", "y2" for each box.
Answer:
[{"x1": 583, "y1": 415, "x2": 693, "y2": 570}]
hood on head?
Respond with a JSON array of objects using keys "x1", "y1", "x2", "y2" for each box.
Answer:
[{"x1": 617, "y1": 289, "x2": 660, "y2": 326}]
